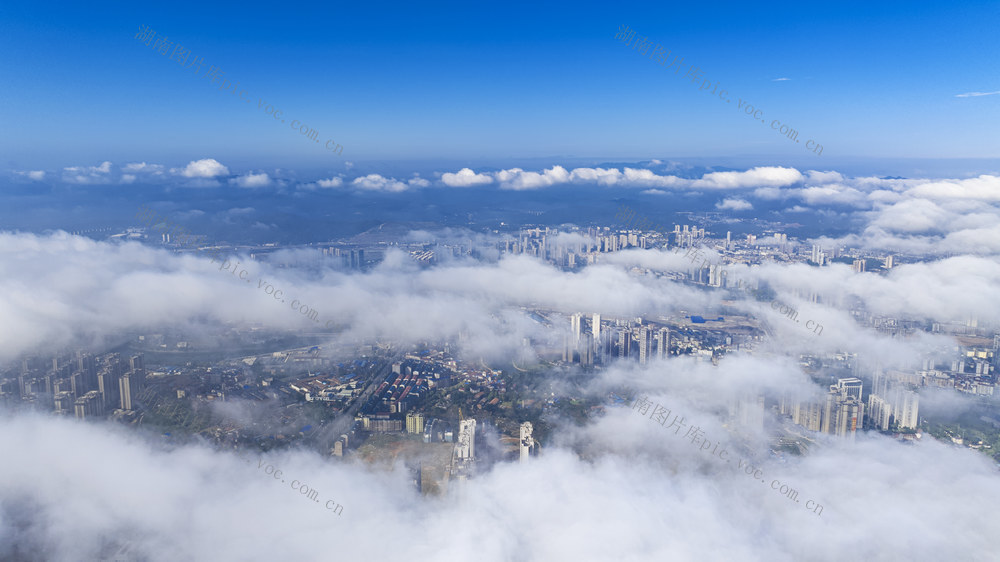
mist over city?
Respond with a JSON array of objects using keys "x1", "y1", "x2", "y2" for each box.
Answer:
[{"x1": 2, "y1": 1, "x2": 999, "y2": 560}]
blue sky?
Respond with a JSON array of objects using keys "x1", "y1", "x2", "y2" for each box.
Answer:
[{"x1": 1, "y1": 0, "x2": 998, "y2": 170}]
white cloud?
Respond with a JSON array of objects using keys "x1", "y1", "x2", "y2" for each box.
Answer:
[
  {"x1": 317, "y1": 178, "x2": 344, "y2": 188},
  {"x1": 123, "y1": 162, "x2": 164, "y2": 174},
  {"x1": 795, "y1": 185, "x2": 869, "y2": 207},
  {"x1": 955, "y1": 90, "x2": 1000, "y2": 98},
  {"x1": 14, "y1": 170, "x2": 46, "y2": 181},
  {"x1": 441, "y1": 168, "x2": 494, "y2": 187},
  {"x1": 62, "y1": 161, "x2": 113, "y2": 184},
  {"x1": 869, "y1": 199, "x2": 953, "y2": 233},
  {"x1": 495, "y1": 166, "x2": 570, "y2": 190},
  {"x1": 175, "y1": 159, "x2": 230, "y2": 179},
  {"x1": 693, "y1": 166, "x2": 803, "y2": 189},
  {"x1": 907, "y1": 175, "x2": 1000, "y2": 201},
  {"x1": 716, "y1": 198, "x2": 753, "y2": 211},
  {"x1": 230, "y1": 173, "x2": 272, "y2": 189},
  {"x1": 804, "y1": 170, "x2": 844, "y2": 184},
  {"x1": 568, "y1": 167, "x2": 625, "y2": 186},
  {"x1": 753, "y1": 187, "x2": 786, "y2": 199},
  {"x1": 426, "y1": 165, "x2": 804, "y2": 192},
  {"x1": 622, "y1": 167, "x2": 684, "y2": 187},
  {"x1": 3, "y1": 396, "x2": 997, "y2": 560},
  {"x1": 350, "y1": 174, "x2": 427, "y2": 192}
]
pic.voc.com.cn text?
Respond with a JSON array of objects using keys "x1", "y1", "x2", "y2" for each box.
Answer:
[{"x1": 135, "y1": 205, "x2": 338, "y2": 329}]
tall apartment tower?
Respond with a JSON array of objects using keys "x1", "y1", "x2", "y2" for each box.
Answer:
[
  {"x1": 455, "y1": 419, "x2": 476, "y2": 462},
  {"x1": 406, "y1": 412, "x2": 425, "y2": 435},
  {"x1": 569, "y1": 313, "x2": 583, "y2": 351},
  {"x1": 591, "y1": 314, "x2": 601, "y2": 361},
  {"x1": 868, "y1": 371, "x2": 919, "y2": 430},
  {"x1": 637, "y1": 328, "x2": 653, "y2": 365},
  {"x1": 734, "y1": 393, "x2": 766, "y2": 432},
  {"x1": 74, "y1": 390, "x2": 105, "y2": 420},
  {"x1": 54, "y1": 391, "x2": 75, "y2": 415},
  {"x1": 655, "y1": 328, "x2": 670, "y2": 359},
  {"x1": 519, "y1": 422, "x2": 534, "y2": 463},
  {"x1": 97, "y1": 367, "x2": 121, "y2": 409},
  {"x1": 129, "y1": 354, "x2": 145, "y2": 374},
  {"x1": 78, "y1": 353, "x2": 97, "y2": 391},
  {"x1": 119, "y1": 371, "x2": 143, "y2": 411},
  {"x1": 793, "y1": 401, "x2": 823, "y2": 431},
  {"x1": 822, "y1": 378, "x2": 864, "y2": 439},
  {"x1": 617, "y1": 329, "x2": 632, "y2": 359}
]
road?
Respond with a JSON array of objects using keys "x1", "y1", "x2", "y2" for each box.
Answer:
[{"x1": 316, "y1": 354, "x2": 399, "y2": 449}]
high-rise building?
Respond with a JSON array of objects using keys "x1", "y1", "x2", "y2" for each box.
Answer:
[
  {"x1": 837, "y1": 377, "x2": 863, "y2": 400},
  {"x1": 579, "y1": 333, "x2": 594, "y2": 366},
  {"x1": 332, "y1": 434, "x2": 349, "y2": 457},
  {"x1": 70, "y1": 371, "x2": 87, "y2": 397},
  {"x1": 54, "y1": 391, "x2": 75, "y2": 415},
  {"x1": 129, "y1": 354, "x2": 144, "y2": 374},
  {"x1": 638, "y1": 328, "x2": 653, "y2": 365},
  {"x1": 852, "y1": 259, "x2": 866, "y2": 273},
  {"x1": 78, "y1": 353, "x2": 97, "y2": 390},
  {"x1": 74, "y1": 390, "x2": 105, "y2": 420},
  {"x1": 655, "y1": 328, "x2": 670, "y2": 358},
  {"x1": 455, "y1": 419, "x2": 476, "y2": 462},
  {"x1": 570, "y1": 313, "x2": 583, "y2": 345},
  {"x1": 349, "y1": 249, "x2": 365, "y2": 269},
  {"x1": 868, "y1": 371, "x2": 919, "y2": 430},
  {"x1": 589, "y1": 314, "x2": 602, "y2": 363},
  {"x1": 734, "y1": 393, "x2": 765, "y2": 432},
  {"x1": 617, "y1": 329, "x2": 631, "y2": 359},
  {"x1": 119, "y1": 370, "x2": 143, "y2": 411},
  {"x1": 519, "y1": 422, "x2": 534, "y2": 463},
  {"x1": 406, "y1": 412, "x2": 425, "y2": 435},
  {"x1": 792, "y1": 400, "x2": 823, "y2": 431},
  {"x1": 97, "y1": 367, "x2": 121, "y2": 409},
  {"x1": 823, "y1": 378, "x2": 864, "y2": 439}
]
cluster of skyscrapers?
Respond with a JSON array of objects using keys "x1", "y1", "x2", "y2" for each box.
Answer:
[
  {"x1": 867, "y1": 370, "x2": 920, "y2": 431},
  {"x1": 780, "y1": 378, "x2": 864, "y2": 439},
  {"x1": 777, "y1": 375, "x2": 919, "y2": 440},
  {"x1": 564, "y1": 313, "x2": 670, "y2": 366},
  {"x1": 0, "y1": 352, "x2": 146, "y2": 420}
]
